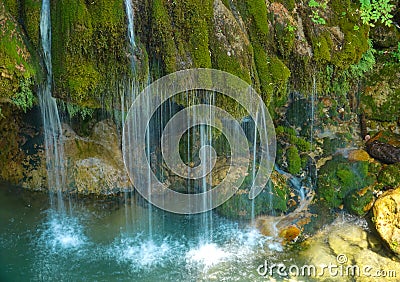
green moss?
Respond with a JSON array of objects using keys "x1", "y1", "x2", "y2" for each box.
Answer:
[
  {"x1": 151, "y1": 0, "x2": 176, "y2": 73},
  {"x1": 50, "y1": 0, "x2": 129, "y2": 109},
  {"x1": 66, "y1": 58, "x2": 100, "y2": 107},
  {"x1": 311, "y1": 32, "x2": 333, "y2": 62},
  {"x1": 322, "y1": 136, "x2": 346, "y2": 157},
  {"x1": 23, "y1": 0, "x2": 41, "y2": 49},
  {"x1": 217, "y1": 175, "x2": 289, "y2": 219},
  {"x1": 253, "y1": 48, "x2": 290, "y2": 105},
  {"x1": 0, "y1": 3, "x2": 37, "y2": 109},
  {"x1": 344, "y1": 188, "x2": 374, "y2": 216},
  {"x1": 246, "y1": 0, "x2": 269, "y2": 42},
  {"x1": 275, "y1": 20, "x2": 295, "y2": 58},
  {"x1": 3, "y1": 0, "x2": 18, "y2": 19},
  {"x1": 377, "y1": 163, "x2": 400, "y2": 189},
  {"x1": 317, "y1": 156, "x2": 375, "y2": 209},
  {"x1": 287, "y1": 146, "x2": 301, "y2": 175},
  {"x1": 361, "y1": 60, "x2": 400, "y2": 122}
]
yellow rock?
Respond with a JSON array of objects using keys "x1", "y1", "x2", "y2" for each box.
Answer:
[{"x1": 348, "y1": 149, "x2": 372, "y2": 162}]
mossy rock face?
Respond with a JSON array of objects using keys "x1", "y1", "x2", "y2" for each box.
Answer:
[
  {"x1": 344, "y1": 187, "x2": 374, "y2": 216},
  {"x1": 378, "y1": 163, "x2": 400, "y2": 189},
  {"x1": 217, "y1": 170, "x2": 289, "y2": 219},
  {"x1": 50, "y1": 0, "x2": 131, "y2": 109},
  {"x1": 149, "y1": 0, "x2": 212, "y2": 73},
  {"x1": 23, "y1": 0, "x2": 41, "y2": 50},
  {"x1": 2, "y1": 0, "x2": 18, "y2": 18},
  {"x1": 361, "y1": 60, "x2": 400, "y2": 122},
  {"x1": 317, "y1": 156, "x2": 375, "y2": 209},
  {"x1": 0, "y1": 2, "x2": 37, "y2": 106},
  {"x1": 0, "y1": 104, "x2": 47, "y2": 189},
  {"x1": 286, "y1": 146, "x2": 301, "y2": 175},
  {"x1": 209, "y1": 0, "x2": 252, "y2": 84},
  {"x1": 328, "y1": 0, "x2": 369, "y2": 69},
  {"x1": 370, "y1": 23, "x2": 400, "y2": 49}
]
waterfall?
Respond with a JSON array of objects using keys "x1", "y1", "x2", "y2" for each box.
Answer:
[
  {"x1": 250, "y1": 111, "x2": 258, "y2": 224},
  {"x1": 39, "y1": 0, "x2": 66, "y2": 210},
  {"x1": 123, "y1": 0, "x2": 155, "y2": 236},
  {"x1": 124, "y1": 0, "x2": 136, "y2": 70},
  {"x1": 310, "y1": 75, "x2": 316, "y2": 148}
]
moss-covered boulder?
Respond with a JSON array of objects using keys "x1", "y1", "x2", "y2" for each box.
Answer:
[
  {"x1": 344, "y1": 186, "x2": 375, "y2": 216},
  {"x1": 377, "y1": 163, "x2": 400, "y2": 189},
  {"x1": 373, "y1": 187, "x2": 400, "y2": 257},
  {"x1": 217, "y1": 170, "x2": 290, "y2": 219},
  {"x1": 317, "y1": 155, "x2": 375, "y2": 210}
]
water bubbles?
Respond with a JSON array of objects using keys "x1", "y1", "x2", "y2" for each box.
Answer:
[
  {"x1": 40, "y1": 212, "x2": 87, "y2": 252},
  {"x1": 108, "y1": 234, "x2": 184, "y2": 272},
  {"x1": 186, "y1": 243, "x2": 230, "y2": 268}
]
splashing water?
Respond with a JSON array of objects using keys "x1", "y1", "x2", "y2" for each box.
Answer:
[{"x1": 40, "y1": 212, "x2": 87, "y2": 252}]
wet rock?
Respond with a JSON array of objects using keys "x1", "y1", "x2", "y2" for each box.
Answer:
[
  {"x1": 300, "y1": 219, "x2": 400, "y2": 281},
  {"x1": 217, "y1": 170, "x2": 290, "y2": 220},
  {"x1": 344, "y1": 186, "x2": 375, "y2": 216},
  {"x1": 377, "y1": 163, "x2": 400, "y2": 189},
  {"x1": 366, "y1": 141, "x2": 400, "y2": 164},
  {"x1": 279, "y1": 225, "x2": 301, "y2": 244},
  {"x1": 361, "y1": 61, "x2": 400, "y2": 123},
  {"x1": 73, "y1": 158, "x2": 129, "y2": 194},
  {"x1": 317, "y1": 155, "x2": 375, "y2": 209},
  {"x1": 63, "y1": 119, "x2": 131, "y2": 194},
  {"x1": 373, "y1": 188, "x2": 400, "y2": 256},
  {"x1": 347, "y1": 149, "x2": 373, "y2": 162}
]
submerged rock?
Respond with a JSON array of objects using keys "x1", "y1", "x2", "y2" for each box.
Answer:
[{"x1": 373, "y1": 188, "x2": 400, "y2": 257}]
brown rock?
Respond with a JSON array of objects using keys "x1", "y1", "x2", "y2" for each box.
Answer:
[{"x1": 366, "y1": 141, "x2": 400, "y2": 164}]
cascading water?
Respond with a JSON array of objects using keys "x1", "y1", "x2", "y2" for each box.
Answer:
[
  {"x1": 39, "y1": 0, "x2": 65, "y2": 211},
  {"x1": 310, "y1": 74, "x2": 316, "y2": 149},
  {"x1": 310, "y1": 74, "x2": 318, "y2": 187},
  {"x1": 250, "y1": 111, "x2": 258, "y2": 224},
  {"x1": 123, "y1": 0, "x2": 154, "y2": 237},
  {"x1": 124, "y1": 0, "x2": 136, "y2": 70}
]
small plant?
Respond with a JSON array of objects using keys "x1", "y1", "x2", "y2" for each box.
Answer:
[
  {"x1": 12, "y1": 77, "x2": 35, "y2": 113},
  {"x1": 360, "y1": 0, "x2": 395, "y2": 27},
  {"x1": 308, "y1": 0, "x2": 327, "y2": 25},
  {"x1": 286, "y1": 23, "x2": 296, "y2": 32},
  {"x1": 392, "y1": 42, "x2": 400, "y2": 62},
  {"x1": 311, "y1": 11, "x2": 326, "y2": 24},
  {"x1": 353, "y1": 24, "x2": 360, "y2": 30},
  {"x1": 350, "y1": 39, "x2": 376, "y2": 77}
]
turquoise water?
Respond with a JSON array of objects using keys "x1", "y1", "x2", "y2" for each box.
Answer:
[{"x1": 0, "y1": 183, "x2": 288, "y2": 281}]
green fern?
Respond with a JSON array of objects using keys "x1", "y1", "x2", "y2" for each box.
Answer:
[
  {"x1": 360, "y1": 0, "x2": 395, "y2": 27},
  {"x1": 12, "y1": 77, "x2": 35, "y2": 113}
]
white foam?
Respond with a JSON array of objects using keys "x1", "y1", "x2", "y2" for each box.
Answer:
[
  {"x1": 186, "y1": 243, "x2": 230, "y2": 268},
  {"x1": 42, "y1": 214, "x2": 86, "y2": 251}
]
